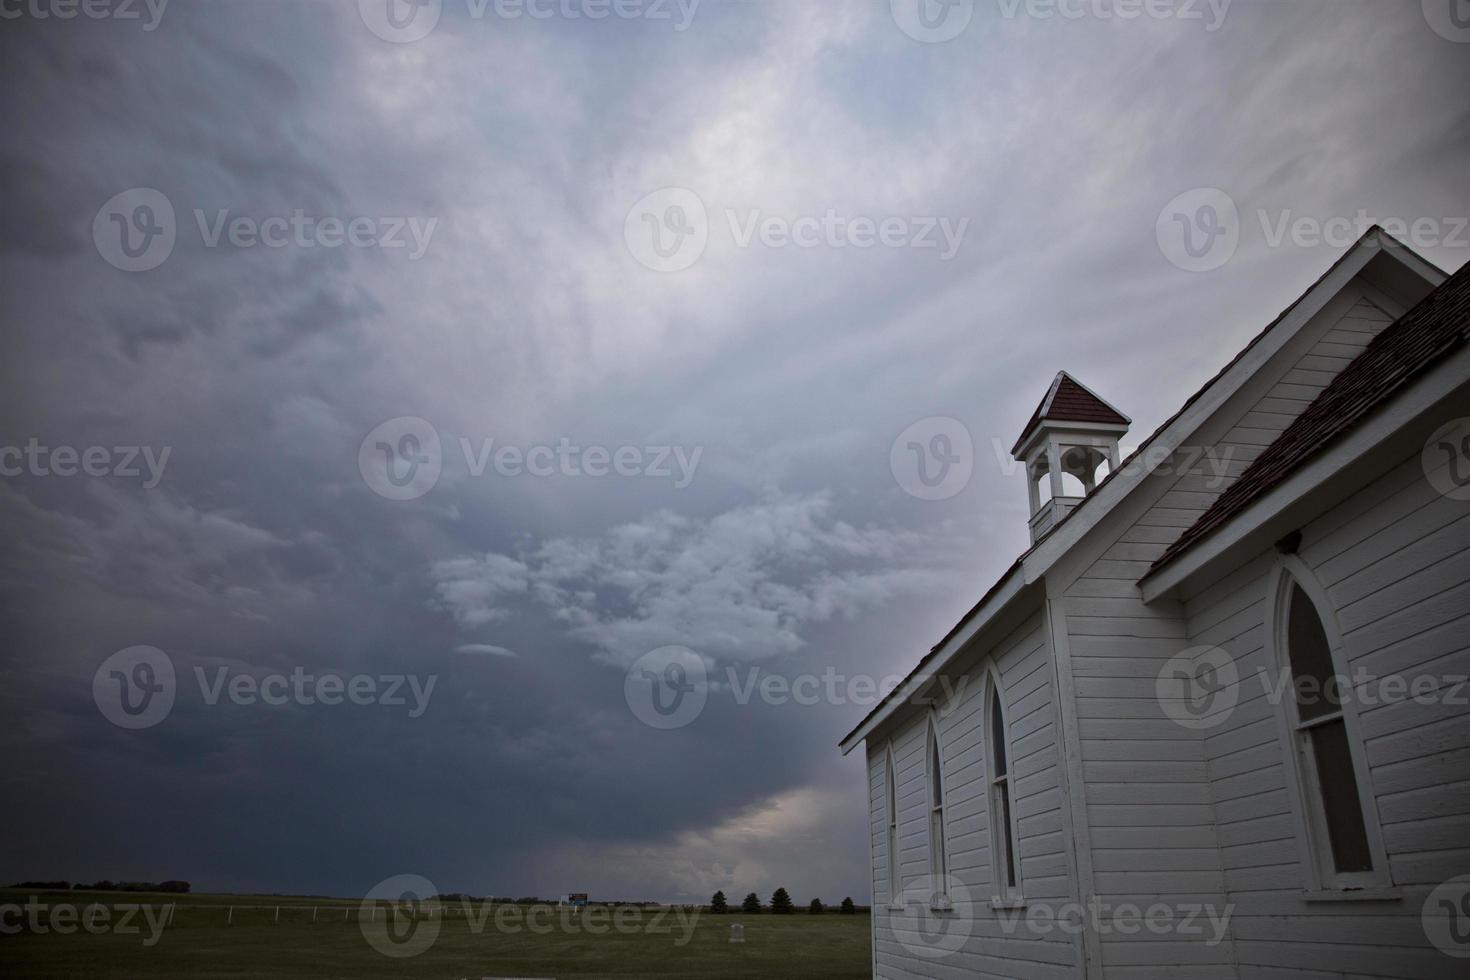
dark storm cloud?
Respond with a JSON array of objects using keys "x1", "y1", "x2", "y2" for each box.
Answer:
[{"x1": 1, "y1": 0, "x2": 1467, "y2": 904}]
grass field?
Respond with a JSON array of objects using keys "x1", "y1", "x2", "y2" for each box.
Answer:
[{"x1": 0, "y1": 889, "x2": 871, "y2": 979}]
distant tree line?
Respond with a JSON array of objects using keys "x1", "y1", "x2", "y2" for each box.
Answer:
[
  {"x1": 9, "y1": 880, "x2": 191, "y2": 893},
  {"x1": 708, "y1": 889, "x2": 862, "y2": 914},
  {"x1": 431, "y1": 894, "x2": 676, "y2": 908}
]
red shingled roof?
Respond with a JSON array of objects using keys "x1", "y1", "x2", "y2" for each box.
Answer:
[
  {"x1": 1010, "y1": 372, "x2": 1130, "y2": 455},
  {"x1": 1147, "y1": 260, "x2": 1470, "y2": 576}
]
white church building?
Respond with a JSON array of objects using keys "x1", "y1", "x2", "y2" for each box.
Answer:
[{"x1": 840, "y1": 229, "x2": 1470, "y2": 979}]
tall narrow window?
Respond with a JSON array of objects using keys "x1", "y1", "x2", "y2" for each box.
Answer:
[
  {"x1": 987, "y1": 677, "x2": 1020, "y2": 898},
  {"x1": 927, "y1": 718, "x2": 948, "y2": 898},
  {"x1": 1282, "y1": 580, "x2": 1375, "y2": 880},
  {"x1": 886, "y1": 748, "x2": 899, "y2": 905}
]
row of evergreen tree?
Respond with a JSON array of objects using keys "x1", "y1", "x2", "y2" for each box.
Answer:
[{"x1": 707, "y1": 889, "x2": 857, "y2": 914}]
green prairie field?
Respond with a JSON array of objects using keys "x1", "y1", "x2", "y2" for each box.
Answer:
[{"x1": 0, "y1": 889, "x2": 871, "y2": 979}]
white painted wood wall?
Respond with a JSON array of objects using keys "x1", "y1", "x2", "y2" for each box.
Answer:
[
  {"x1": 868, "y1": 612, "x2": 1080, "y2": 979},
  {"x1": 858, "y1": 263, "x2": 1469, "y2": 978}
]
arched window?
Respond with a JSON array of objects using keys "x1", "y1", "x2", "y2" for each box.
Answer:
[
  {"x1": 885, "y1": 746, "x2": 899, "y2": 905},
  {"x1": 986, "y1": 674, "x2": 1021, "y2": 899},
  {"x1": 1272, "y1": 563, "x2": 1387, "y2": 890},
  {"x1": 927, "y1": 716, "x2": 948, "y2": 900}
]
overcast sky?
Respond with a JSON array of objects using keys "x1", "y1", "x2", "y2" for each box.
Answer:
[{"x1": 1, "y1": 0, "x2": 1467, "y2": 904}]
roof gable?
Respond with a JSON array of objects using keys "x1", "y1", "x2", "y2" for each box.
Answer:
[{"x1": 1147, "y1": 259, "x2": 1470, "y2": 575}]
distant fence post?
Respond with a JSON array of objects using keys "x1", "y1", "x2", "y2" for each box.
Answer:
[
  {"x1": 227, "y1": 906, "x2": 233, "y2": 925},
  {"x1": 275, "y1": 906, "x2": 280, "y2": 924},
  {"x1": 312, "y1": 907, "x2": 317, "y2": 923}
]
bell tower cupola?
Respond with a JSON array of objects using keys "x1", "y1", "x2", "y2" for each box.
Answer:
[{"x1": 1011, "y1": 372, "x2": 1130, "y2": 544}]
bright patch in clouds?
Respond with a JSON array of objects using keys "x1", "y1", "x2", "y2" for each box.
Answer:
[
  {"x1": 431, "y1": 492, "x2": 957, "y2": 666},
  {"x1": 527, "y1": 784, "x2": 860, "y2": 903}
]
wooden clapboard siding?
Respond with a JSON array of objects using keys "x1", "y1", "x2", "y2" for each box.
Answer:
[
  {"x1": 868, "y1": 612, "x2": 1079, "y2": 979},
  {"x1": 1043, "y1": 285, "x2": 1406, "y2": 977},
  {"x1": 1178, "y1": 444, "x2": 1470, "y2": 979},
  {"x1": 1123, "y1": 292, "x2": 1395, "y2": 570}
]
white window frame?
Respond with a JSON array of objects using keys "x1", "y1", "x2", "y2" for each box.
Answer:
[
  {"x1": 885, "y1": 744, "x2": 902, "y2": 909},
  {"x1": 1266, "y1": 556, "x2": 1391, "y2": 894},
  {"x1": 927, "y1": 712, "x2": 951, "y2": 909},
  {"x1": 985, "y1": 669, "x2": 1024, "y2": 903}
]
